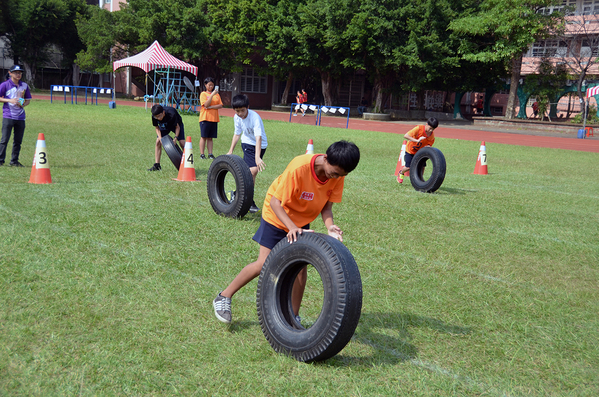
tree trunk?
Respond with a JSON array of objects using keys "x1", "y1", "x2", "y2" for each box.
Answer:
[
  {"x1": 320, "y1": 70, "x2": 333, "y2": 106},
  {"x1": 72, "y1": 64, "x2": 80, "y2": 86},
  {"x1": 280, "y1": 72, "x2": 293, "y2": 105},
  {"x1": 373, "y1": 77, "x2": 384, "y2": 113},
  {"x1": 22, "y1": 62, "x2": 36, "y2": 90},
  {"x1": 505, "y1": 54, "x2": 523, "y2": 119}
]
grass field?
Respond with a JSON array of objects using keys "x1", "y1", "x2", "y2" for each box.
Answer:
[{"x1": 1, "y1": 100, "x2": 598, "y2": 396}]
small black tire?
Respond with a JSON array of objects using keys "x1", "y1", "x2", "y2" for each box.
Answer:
[
  {"x1": 161, "y1": 135, "x2": 183, "y2": 170},
  {"x1": 410, "y1": 147, "x2": 446, "y2": 193},
  {"x1": 257, "y1": 233, "x2": 362, "y2": 363},
  {"x1": 207, "y1": 155, "x2": 254, "y2": 218}
]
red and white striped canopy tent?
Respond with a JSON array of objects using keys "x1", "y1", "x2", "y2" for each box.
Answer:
[
  {"x1": 586, "y1": 85, "x2": 599, "y2": 98},
  {"x1": 112, "y1": 40, "x2": 197, "y2": 76}
]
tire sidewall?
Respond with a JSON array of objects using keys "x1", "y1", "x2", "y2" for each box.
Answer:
[
  {"x1": 409, "y1": 147, "x2": 446, "y2": 193},
  {"x1": 207, "y1": 155, "x2": 254, "y2": 218},
  {"x1": 160, "y1": 136, "x2": 182, "y2": 170},
  {"x1": 257, "y1": 233, "x2": 362, "y2": 362}
]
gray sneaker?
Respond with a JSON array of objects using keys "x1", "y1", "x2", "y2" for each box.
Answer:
[{"x1": 213, "y1": 293, "x2": 232, "y2": 324}]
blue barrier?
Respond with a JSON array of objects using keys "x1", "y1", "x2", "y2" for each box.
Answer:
[{"x1": 50, "y1": 85, "x2": 113, "y2": 105}]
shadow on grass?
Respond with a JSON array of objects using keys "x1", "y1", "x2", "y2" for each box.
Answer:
[
  {"x1": 436, "y1": 187, "x2": 471, "y2": 195},
  {"x1": 324, "y1": 311, "x2": 472, "y2": 367},
  {"x1": 228, "y1": 320, "x2": 260, "y2": 333}
]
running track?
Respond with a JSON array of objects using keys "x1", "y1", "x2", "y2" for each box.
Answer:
[{"x1": 37, "y1": 94, "x2": 599, "y2": 153}]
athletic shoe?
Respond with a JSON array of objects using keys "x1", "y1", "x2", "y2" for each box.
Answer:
[
  {"x1": 293, "y1": 114, "x2": 297, "y2": 117},
  {"x1": 249, "y1": 201, "x2": 260, "y2": 213},
  {"x1": 302, "y1": 113, "x2": 305, "y2": 117},
  {"x1": 208, "y1": 154, "x2": 216, "y2": 160},
  {"x1": 200, "y1": 154, "x2": 207, "y2": 160},
  {"x1": 9, "y1": 161, "x2": 24, "y2": 167},
  {"x1": 147, "y1": 163, "x2": 161, "y2": 171},
  {"x1": 213, "y1": 293, "x2": 232, "y2": 324},
  {"x1": 228, "y1": 191, "x2": 236, "y2": 202}
]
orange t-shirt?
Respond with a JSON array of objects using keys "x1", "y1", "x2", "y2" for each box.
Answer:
[
  {"x1": 405, "y1": 125, "x2": 435, "y2": 155},
  {"x1": 199, "y1": 91, "x2": 222, "y2": 122},
  {"x1": 262, "y1": 154, "x2": 345, "y2": 232}
]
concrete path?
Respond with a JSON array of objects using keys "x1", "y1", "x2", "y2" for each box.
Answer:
[{"x1": 35, "y1": 94, "x2": 599, "y2": 153}]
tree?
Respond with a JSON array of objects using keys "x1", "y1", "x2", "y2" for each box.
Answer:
[
  {"x1": 75, "y1": 5, "x2": 116, "y2": 74},
  {"x1": 3, "y1": 0, "x2": 87, "y2": 87},
  {"x1": 450, "y1": 0, "x2": 565, "y2": 119}
]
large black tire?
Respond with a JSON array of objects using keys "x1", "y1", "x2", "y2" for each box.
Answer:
[
  {"x1": 207, "y1": 155, "x2": 254, "y2": 218},
  {"x1": 161, "y1": 135, "x2": 183, "y2": 170},
  {"x1": 410, "y1": 147, "x2": 446, "y2": 193},
  {"x1": 257, "y1": 233, "x2": 362, "y2": 363}
]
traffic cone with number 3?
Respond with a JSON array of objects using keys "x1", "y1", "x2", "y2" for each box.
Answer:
[
  {"x1": 473, "y1": 141, "x2": 488, "y2": 175},
  {"x1": 29, "y1": 133, "x2": 52, "y2": 184},
  {"x1": 175, "y1": 136, "x2": 198, "y2": 181}
]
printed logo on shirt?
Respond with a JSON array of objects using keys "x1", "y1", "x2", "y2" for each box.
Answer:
[{"x1": 300, "y1": 192, "x2": 314, "y2": 201}]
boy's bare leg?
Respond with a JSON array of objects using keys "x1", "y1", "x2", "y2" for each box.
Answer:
[
  {"x1": 292, "y1": 266, "x2": 307, "y2": 316},
  {"x1": 221, "y1": 245, "x2": 271, "y2": 298},
  {"x1": 155, "y1": 138, "x2": 162, "y2": 163}
]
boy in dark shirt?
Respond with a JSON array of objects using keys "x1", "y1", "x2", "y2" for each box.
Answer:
[{"x1": 148, "y1": 104, "x2": 186, "y2": 171}]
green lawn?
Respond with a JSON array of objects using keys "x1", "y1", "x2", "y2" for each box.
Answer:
[{"x1": 1, "y1": 100, "x2": 598, "y2": 396}]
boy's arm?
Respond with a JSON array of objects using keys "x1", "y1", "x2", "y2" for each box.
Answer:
[
  {"x1": 321, "y1": 201, "x2": 343, "y2": 241},
  {"x1": 227, "y1": 134, "x2": 240, "y2": 154},
  {"x1": 254, "y1": 136, "x2": 265, "y2": 172},
  {"x1": 404, "y1": 127, "x2": 424, "y2": 143},
  {"x1": 270, "y1": 196, "x2": 313, "y2": 243},
  {"x1": 155, "y1": 126, "x2": 162, "y2": 139},
  {"x1": 174, "y1": 124, "x2": 181, "y2": 141}
]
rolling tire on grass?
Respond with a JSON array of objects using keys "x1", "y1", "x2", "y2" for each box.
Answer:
[
  {"x1": 207, "y1": 154, "x2": 254, "y2": 218},
  {"x1": 161, "y1": 135, "x2": 183, "y2": 170},
  {"x1": 410, "y1": 147, "x2": 446, "y2": 193},
  {"x1": 256, "y1": 233, "x2": 362, "y2": 363}
]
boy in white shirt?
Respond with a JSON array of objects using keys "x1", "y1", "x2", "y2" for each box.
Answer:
[{"x1": 226, "y1": 94, "x2": 268, "y2": 213}]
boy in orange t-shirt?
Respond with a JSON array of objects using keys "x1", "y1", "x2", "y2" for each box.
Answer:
[
  {"x1": 398, "y1": 117, "x2": 438, "y2": 183},
  {"x1": 213, "y1": 141, "x2": 360, "y2": 324}
]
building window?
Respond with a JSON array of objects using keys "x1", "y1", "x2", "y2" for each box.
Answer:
[
  {"x1": 582, "y1": 0, "x2": 599, "y2": 15},
  {"x1": 539, "y1": 0, "x2": 577, "y2": 15},
  {"x1": 240, "y1": 68, "x2": 267, "y2": 94},
  {"x1": 530, "y1": 40, "x2": 569, "y2": 57}
]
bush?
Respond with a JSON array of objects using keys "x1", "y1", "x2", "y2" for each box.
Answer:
[{"x1": 571, "y1": 105, "x2": 599, "y2": 124}]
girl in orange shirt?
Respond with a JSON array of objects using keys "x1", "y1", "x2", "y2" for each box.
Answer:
[{"x1": 199, "y1": 77, "x2": 223, "y2": 159}]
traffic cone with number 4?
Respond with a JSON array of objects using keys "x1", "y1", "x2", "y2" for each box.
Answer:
[
  {"x1": 175, "y1": 136, "x2": 198, "y2": 181},
  {"x1": 29, "y1": 133, "x2": 52, "y2": 184},
  {"x1": 473, "y1": 141, "x2": 488, "y2": 175}
]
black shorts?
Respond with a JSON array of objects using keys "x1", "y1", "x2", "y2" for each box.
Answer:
[
  {"x1": 160, "y1": 124, "x2": 185, "y2": 141},
  {"x1": 241, "y1": 143, "x2": 266, "y2": 168},
  {"x1": 404, "y1": 152, "x2": 414, "y2": 168},
  {"x1": 252, "y1": 217, "x2": 310, "y2": 250},
  {"x1": 200, "y1": 121, "x2": 218, "y2": 139}
]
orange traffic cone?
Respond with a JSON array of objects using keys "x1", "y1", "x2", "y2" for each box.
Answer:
[
  {"x1": 29, "y1": 133, "x2": 52, "y2": 184},
  {"x1": 306, "y1": 139, "x2": 314, "y2": 154},
  {"x1": 175, "y1": 136, "x2": 198, "y2": 181},
  {"x1": 473, "y1": 141, "x2": 488, "y2": 175}
]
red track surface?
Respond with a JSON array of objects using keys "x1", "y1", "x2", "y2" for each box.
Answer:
[{"x1": 37, "y1": 94, "x2": 599, "y2": 153}]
